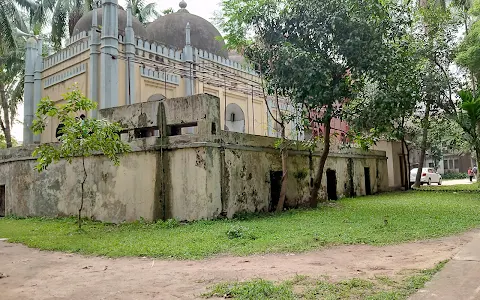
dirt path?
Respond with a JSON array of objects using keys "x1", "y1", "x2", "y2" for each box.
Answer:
[{"x1": 0, "y1": 231, "x2": 476, "y2": 300}]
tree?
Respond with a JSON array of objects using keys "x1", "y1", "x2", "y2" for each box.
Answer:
[
  {"x1": 412, "y1": 0, "x2": 457, "y2": 187},
  {"x1": 31, "y1": 87, "x2": 131, "y2": 228},
  {"x1": 346, "y1": 17, "x2": 423, "y2": 190},
  {"x1": 0, "y1": 47, "x2": 25, "y2": 148},
  {"x1": 130, "y1": 0, "x2": 160, "y2": 24},
  {"x1": 454, "y1": 89, "x2": 480, "y2": 171},
  {"x1": 220, "y1": 0, "x2": 398, "y2": 207}
]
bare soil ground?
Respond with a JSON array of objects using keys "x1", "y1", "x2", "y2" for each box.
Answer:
[{"x1": 0, "y1": 230, "x2": 476, "y2": 300}]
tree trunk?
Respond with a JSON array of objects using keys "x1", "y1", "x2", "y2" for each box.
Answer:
[
  {"x1": 0, "y1": 85, "x2": 13, "y2": 148},
  {"x1": 401, "y1": 137, "x2": 408, "y2": 190},
  {"x1": 309, "y1": 114, "x2": 332, "y2": 208},
  {"x1": 403, "y1": 139, "x2": 412, "y2": 190},
  {"x1": 414, "y1": 103, "x2": 432, "y2": 188},
  {"x1": 276, "y1": 126, "x2": 288, "y2": 212},
  {"x1": 79, "y1": 156, "x2": 87, "y2": 229}
]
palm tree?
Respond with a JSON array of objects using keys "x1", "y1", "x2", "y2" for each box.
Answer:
[
  {"x1": 130, "y1": 0, "x2": 159, "y2": 24},
  {"x1": 0, "y1": 47, "x2": 25, "y2": 148},
  {"x1": 0, "y1": 0, "x2": 32, "y2": 50}
]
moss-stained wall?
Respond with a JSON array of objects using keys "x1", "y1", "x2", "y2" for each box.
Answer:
[
  {"x1": 166, "y1": 147, "x2": 222, "y2": 221},
  {"x1": 0, "y1": 150, "x2": 158, "y2": 223}
]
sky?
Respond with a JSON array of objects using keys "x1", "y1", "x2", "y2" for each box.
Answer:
[{"x1": 11, "y1": 0, "x2": 221, "y2": 142}]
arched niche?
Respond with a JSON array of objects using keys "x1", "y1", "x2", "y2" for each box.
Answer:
[
  {"x1": 224, "y1": 103, "x2": 245, "y2": 133},
  {"x1": 147, "y1": 94, "x2": 166, "y2": 102}
]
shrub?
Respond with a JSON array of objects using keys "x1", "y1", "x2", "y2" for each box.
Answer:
[
  {"x1": 442, "y1": 172, "x2": 468, "y2": 180},
  {"x1": 226, "y1": 225, "x2": 256, "y2": 240}
]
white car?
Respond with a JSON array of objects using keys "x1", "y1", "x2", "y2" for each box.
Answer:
[{"x1": 410, "y1": 168, "x2": 442, "y2": 185}]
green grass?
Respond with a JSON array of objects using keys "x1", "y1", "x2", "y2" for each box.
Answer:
[
  {"x1": 417, "y1": 184, "x2": 480, "y2": 191},
  {"x1": 203, "y1": 261, "x2": 448, "y2": 299},
  {"x1": 1, "y1": 191, "x2": 480, "y2": 259}
]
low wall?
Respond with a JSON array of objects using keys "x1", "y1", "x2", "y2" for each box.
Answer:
[
  {"x1": 0, "y1": 134, "x2": 388, "y2": 222},
  {"x1": 0, "y1": 149, "x2": 159, "y2": 223}
]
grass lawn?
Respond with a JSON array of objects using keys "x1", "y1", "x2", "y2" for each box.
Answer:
[
  {"x1": 1, "y1": 191, "x2": 480, "y2": 259},
  {"x1": 203, "y1": 261, "x2": 447, "y2": 299},
  {"x1": 417, "y1": 184, "x2": 480, "y2": 191}
]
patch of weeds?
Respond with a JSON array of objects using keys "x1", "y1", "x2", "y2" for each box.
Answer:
[
  {"x1": 226, "y1": 225, "x2": 257, "y2": 240},
  {"x1": 375, "y1": 275, "x2": 397, "y2": 287},
  {"x1": 204, "y1": 261, "x2": 448, "y2": 299},
  {"x1": 154, "y1": 219, "x2": 180, "y2": 229},
  {"x1": 203, "y1": 279, "x2": 295, "y2": 300}
]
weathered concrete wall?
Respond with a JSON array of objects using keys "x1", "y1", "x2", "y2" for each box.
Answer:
[
  {"x1": 0, "y1": 149, "x2": 158, "y2": 223},
  {"x1": 2, "y1": 94, "x2": 389, "y2": 223},
  {"x1": 166, "y1": 147, "x2": 222, "y2": 221},
  {"x1": 220, "y1": 142, "x2": 388, "y2": 218}
]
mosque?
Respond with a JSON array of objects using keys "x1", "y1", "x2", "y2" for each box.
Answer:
[
  {"x1": 0, "y1": 0, "x2": 388, "y2": 222},
  {"x1": 22, "y1": 0, "x2": 308, "y2": 144}
]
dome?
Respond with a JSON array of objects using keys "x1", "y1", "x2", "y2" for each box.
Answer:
[
  {"x1": 146, "y1": 1, "x2": 227, "y2": 57},
  {"x1": 72, "y1": 7, "x2": 148, "y2": 38}
]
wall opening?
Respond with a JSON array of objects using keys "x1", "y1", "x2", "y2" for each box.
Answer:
[
  {"x1": 326, "y1": 169, "x2": 337, "y2": 200},
  {"x1": 134, "y1": 127, "x2": 158, "y2": 138},
  {"x1": 364, "y1": 167, "x2": 372, "y2": 195},
  {"x1": 211, "y1": 122, "x2": 217, "y2": 134},
  {"x1": 270, "y1": 171, "x2": 282, "y2": 212},
  {"x1": 168, "y1": 122, "x2": 198, "y2": 136},
  {"x1": 225, "y1": 103, "x2": 245, "y2": 133},
  {"x1": 0, "y1": 185, "x2": 5, "y2": 217}
]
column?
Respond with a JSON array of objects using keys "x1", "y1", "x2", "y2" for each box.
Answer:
[
  {"x1": 100, "y1": 0, "x2": 119, "y2": 108},
  {"x1": 23, "y1": 38, "x2": 36, "y2": 145},
  {"x1": 33, "y1": 38, "x2": 43, "y2": 143},
  {"x1": 89, "y1": 6, "x2": 101, "y2": 118},
  {"x1": 184, "y1": 22, "x2": 194, "y2": 96},
  {"x1": 125, "y1": 2, "x2": 136, "y2": 105}
]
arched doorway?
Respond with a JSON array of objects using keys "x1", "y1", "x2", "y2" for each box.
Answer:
[{"x1": 224, "y1": 103, "x2": 245, "y2": 133}]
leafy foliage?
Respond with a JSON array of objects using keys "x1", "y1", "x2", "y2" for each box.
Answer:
[
  {"x1": 219, "y1": 0, "x2": 402, "y2": 206},
  {"x1": 31, "y1": 87, "x2": 130, "y2": 171},
  {"x1": 31, "y1": 86, "x2": 130, "y2": 228}
]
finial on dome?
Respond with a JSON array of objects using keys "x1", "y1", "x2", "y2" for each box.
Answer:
[{"x1": 179, "y1": 0, "x2": 187, "y2": 9}]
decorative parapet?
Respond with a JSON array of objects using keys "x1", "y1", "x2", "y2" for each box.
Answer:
[
  {"x1": 194, "y1": 48, "x2": 256, "y2": 75},
  {"x1": 65, "y1": 31, "x2": 89, "y2": 46},
  {"x1": 140, "y1": 66, "x2": 180, "y2": 85},
  {"x1": 44, "y1": 63, "x2": 87, "y2": 88},
  {"x1": 43, "y1": 33, "x2": 90, "y2": 70},
  {"x1": 135, "y1": 38, "x2": 183, "y2": 61}
]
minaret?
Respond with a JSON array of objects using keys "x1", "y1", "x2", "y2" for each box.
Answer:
[
  {"x1": 184, "y1": 19, "x2": 194, "y2": 96},
  {"x1": 125, "y1": 2, "x2": 136, "y2": 105},
  {"x1": 23, "y1": 37, "x2": 36, "y2": 145},
  {"x1": 100, "y1": 0, "x2": 119, "y2": 108},
  {"x1": 89, "y1": 2, "x2": 101, "y2": 118},
  {"x1": 33, "y1": 38, "x2": 43, "y2": 143}
]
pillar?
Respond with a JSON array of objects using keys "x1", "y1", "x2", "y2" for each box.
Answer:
[
  {"x1": 100, "y1": 0, "x2": 119, "y2": 108},
  {"x1": 33, "y1": 38, "x2": 43, "y2": 143},
  {"x1": 125, "y1": 3, "x2": 136, "y2": 105},
  {"x1": 89, "y1": 6, "x2": 101, "y2": 118},
  {"x1": 23, "y1": 37, "x2": 36, "y2": 145},
  {"x1": 184, "y1": 22, "x2": 194, "y2": 96}
]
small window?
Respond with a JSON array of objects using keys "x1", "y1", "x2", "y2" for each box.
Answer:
[
  {"x1": 428, "y1": 163, "x2": 434, "y2": 167},
  {"x1": 454, "y1": 159, "x2": 459, "y2": 169},
  {"x1": 443, "y1": 160, "x2": 448, "y2": 169},
  {"x1": 449, "y1": 160, "x2": 454, "y2": 169}
]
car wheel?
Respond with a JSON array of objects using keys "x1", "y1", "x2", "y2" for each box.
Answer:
[
  {"x1": 428, "y1": 178, "x2": 431, "y2": 185},
  {"x1": 438, "y1": 178, "x2": 442, "y2": 185}
]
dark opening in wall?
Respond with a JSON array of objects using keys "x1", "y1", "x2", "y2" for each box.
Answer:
[
  {"x1": 169, "y1": 122, "x2": 198, "y2": 136},
  {"x1": 270, "y1": 171, "x2": 283, "y2": 212},
  {"x1": 0, "y1": 185, "x2": 5, "y2": 217},
  {"x1": 211, "y1": 122, "x2": 217, "y2": 134},
  {"x1": 134, "y1": 127, "x2": 159, "y2": 138},
  {"x1": 364, "y1": 167, "x2": 372, "y2": 195},
  {"x1": 326, "y1": 169, "x2": 338, "y2": 200}
]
